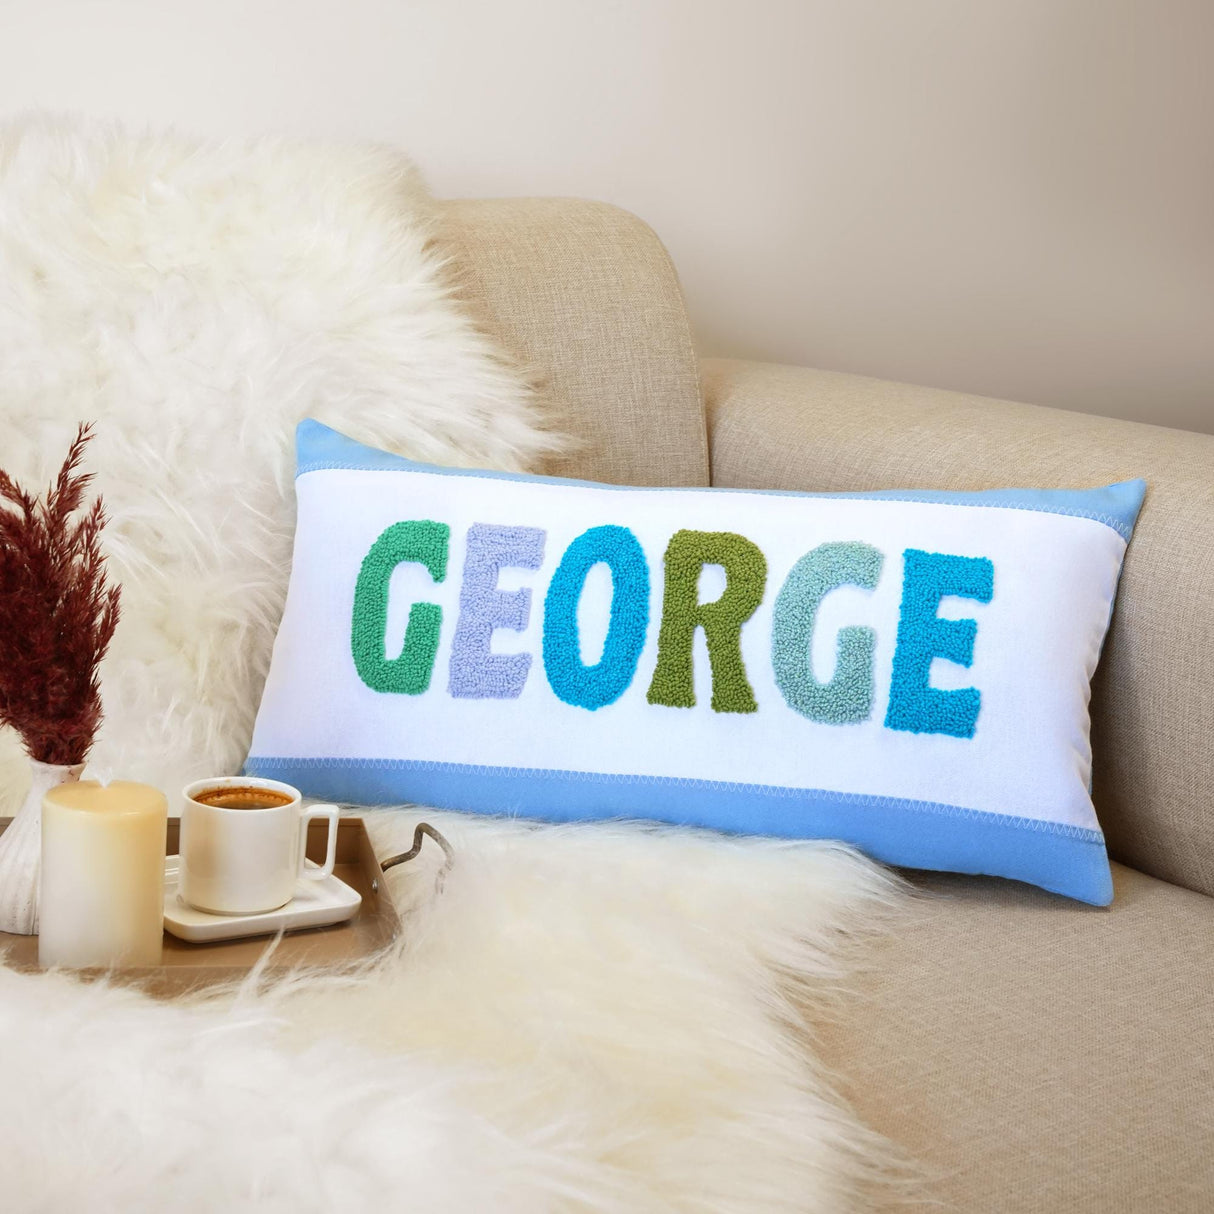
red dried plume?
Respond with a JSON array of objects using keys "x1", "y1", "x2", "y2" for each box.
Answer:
[{"x1": 0, "y1": 423, "x2": 122, "y2": 766}]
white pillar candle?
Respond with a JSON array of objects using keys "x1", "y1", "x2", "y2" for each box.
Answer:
[{"x1": 38, "y1": 780, "x2": 168, "y2": 969}]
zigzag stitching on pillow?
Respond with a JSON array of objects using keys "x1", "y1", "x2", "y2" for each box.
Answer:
[
  {"x1": 248, "y1": 755, "x2": 1105, "y2": 842},
  {"x1": 294, "y1": 463, "x2": 1137, "y2": 541}
]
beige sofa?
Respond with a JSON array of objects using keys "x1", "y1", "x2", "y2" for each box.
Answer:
[{"x1": 439, "y1": 198, "x2": 1214, "y2": 1212}]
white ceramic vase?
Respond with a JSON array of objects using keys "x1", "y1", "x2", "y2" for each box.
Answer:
[{"x1": 0, "y1": 759, "x2": 84, "y2": 935}]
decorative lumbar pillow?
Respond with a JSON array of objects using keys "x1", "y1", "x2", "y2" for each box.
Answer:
[{"x1": 248, "y1": 420, "x2": 1146, "y2": 904}]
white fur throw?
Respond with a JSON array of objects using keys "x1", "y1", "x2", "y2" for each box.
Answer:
[
  {"x1": 0, "y1": 117, "x2": 904, "y2": 1211},
  {"x1": 0, "y1": 809, "x2": 902, "y2": 1212},
  {"x1": 0, "y1": 115, "x2": 561, "y2": 793}
]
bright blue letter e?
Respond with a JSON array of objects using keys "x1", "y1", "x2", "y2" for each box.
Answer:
[{"x1": 885, "y1": 548, "x2": 994, "y2": 739}]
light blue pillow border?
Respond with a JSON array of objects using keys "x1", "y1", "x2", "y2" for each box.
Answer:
[
  {"x1": 246, "y1": 420, "x2": 1148, "y2": 905},
  {"x1": 295, "y1": 418, "x2": 1146, "y2": 541},
  {"x1": 246, "y1": 753, "x2": 1114, "y2": 904}
]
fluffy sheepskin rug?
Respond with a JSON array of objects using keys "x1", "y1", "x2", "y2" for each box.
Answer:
[
  {"x1": 0, "y1": 114, "x2": 562, "y2": 793},
  {"x1": 0, "y1": 117, "x2": 906, "y2": 1211},
  {"x1": 0, "y1": 808, "x2": 903, "y2": 1213}
]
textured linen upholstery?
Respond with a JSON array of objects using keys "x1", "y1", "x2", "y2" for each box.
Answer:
[
  {"x1": 436, "y1": 198, "x2": 708, "y2": 487},
  {"x1": 816, "y1": 866, "x2": 1214, "y2": 1213},
  {"x1": 415, "y1": 202, "x2": 1211, "y2": 1207},
  {"x1": 703, "y1": 358, "x2": 1214, "y2": 899}
]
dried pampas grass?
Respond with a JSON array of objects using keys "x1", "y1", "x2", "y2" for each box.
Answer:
[{"x1": 0, "y1": 423, "x2": 120, "y2": 765}]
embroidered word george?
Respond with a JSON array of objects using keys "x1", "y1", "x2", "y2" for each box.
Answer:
[{"x1": 350, "y1": 522, "x2": 994, "y2": 739}]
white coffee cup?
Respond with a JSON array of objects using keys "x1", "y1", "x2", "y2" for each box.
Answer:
[{"x1": 180, "y1": 776, "x2": 340, "y2": 915}]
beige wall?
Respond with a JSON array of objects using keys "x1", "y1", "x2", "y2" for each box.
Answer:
[{"x1": 1, "y1": 0, "x2": 1210, "y2": 434}]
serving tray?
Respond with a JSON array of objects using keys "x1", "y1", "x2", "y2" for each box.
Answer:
[{"x1": 0, "y1": 816, "x2": 401, "y2": 997}]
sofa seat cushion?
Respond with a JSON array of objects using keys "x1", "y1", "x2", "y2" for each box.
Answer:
[{"x1": 817, "y1": 863, "x2": 1214, "y2": 1212}]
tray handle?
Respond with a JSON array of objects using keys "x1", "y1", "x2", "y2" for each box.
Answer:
[{"x1": 380, "y1": 822, "x2": 454, "y2": 891}]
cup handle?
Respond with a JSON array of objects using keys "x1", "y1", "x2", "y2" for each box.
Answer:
[{"x1": 298, "y1": 804, "x2": 340, "y2": 881}]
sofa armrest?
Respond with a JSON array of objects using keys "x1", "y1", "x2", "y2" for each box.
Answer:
[
  {"x1": 703, "y1": 356, "x2": 1214, "y2": 897},
  {"x1": 436, "y1": 199, "x2": 708, "y2": 487}
]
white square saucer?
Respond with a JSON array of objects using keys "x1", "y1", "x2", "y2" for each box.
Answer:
[{"x1": 163, "y1": 857, "x2": 362, "y2": 943}]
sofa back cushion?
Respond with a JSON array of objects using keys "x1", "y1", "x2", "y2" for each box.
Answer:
[
  {"x1": 437, "y1": 199, "x2": 709, "y2": 489},
  {"x1": 704, "y1": 358, "x2": 1214, "y2": 896}
]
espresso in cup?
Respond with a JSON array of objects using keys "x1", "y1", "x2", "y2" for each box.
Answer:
[
  {"x1": 180, "y1": 777, "x2": 340, "y2": 915},
  {"x1": 192, "y1": 785, "x2": 294, "y2": 810}
]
